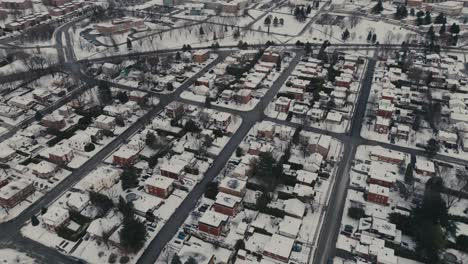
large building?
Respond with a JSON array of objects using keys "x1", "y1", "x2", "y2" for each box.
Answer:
[
  {"x1": 96, "y1": 17, "x2": 144, "y2": 34},
  {"x1": 0, "y1": 180, "x2": 35, "y2": 208}
]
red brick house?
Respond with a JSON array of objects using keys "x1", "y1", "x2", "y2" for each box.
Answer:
[
  {"x1": 113, "y1": 146, "x2": 139, "y2": 166},
  {"x1": 235, "y1": 89, "x2": 252, "y2": 104},
  {"x1": 367, "y1": 184, "x2": 389, "y2": 206},
  {"x1": 218, "y1": 177, "x2": 247, "y2": 197},
  {"x1": 198, "y1": 210, "x2": 229, "y2": 237},
  {"x1": 144, "y1": 175, "x2": 174, "y2": 199},
  {"x1": 213, "y1": 192, "x2": 242, "y2": 216},
  {"x1": 335, "y1": 76, "x2": 351, "y2": 88},
  {"x1": 193, "y1": 50, "x2": 210, "y2": 63},
  {"x1": 370, "y1": 147, "x2": 405, "y2": 164},
  {"x1": 0, "y1": 181, "x2": 35, "y2": 208},
  {"x1": 160, "y1": 161, "x2": 185, "y2": 180},
  {"x1": 166, "y1": 102, "x2": 185, "y2": 119},
  {"x1": 374, "y1": 116, "x2": 390, "y2": 134},
  {"x1": 376, "y1": 99, "x2": 395, "y2": 119},
  {"x1": 275, "y1": 97, "x2": 291, "y2": 113},
  {"x1": 42, "y1": 114, "x2": 66, "y2": 130},
  {"x1": 0, "y1": 177, "x2": 8, "y2": 189}
]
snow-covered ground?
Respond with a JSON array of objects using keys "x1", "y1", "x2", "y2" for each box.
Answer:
[{"x1": 0, "y1": 249, "x2": 36, "y2": 264}]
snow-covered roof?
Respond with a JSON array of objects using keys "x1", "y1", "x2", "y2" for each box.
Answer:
[
  {"x1": 215, "y1": 192, "x2": 241, "y2": 208},
  {"x1": 144, "y1": 175, "x2": 174, "y2": 189},
  {"x1": 283, "y1": 198, "x2": 305, "y2": 218},
  {"x1": 198, "y1": 210, "x2": 228, "y2": 227},
  {"x1": 263, "y1": 234, "x2": 294, "y2": 260},
  {"x1": 278, "y1": 216, "x2": 301, "y2": 238}
]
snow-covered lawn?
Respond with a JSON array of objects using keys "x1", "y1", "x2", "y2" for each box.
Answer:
[{"x1": 0, "y1": 249, "x2": 36, "y2": 264}]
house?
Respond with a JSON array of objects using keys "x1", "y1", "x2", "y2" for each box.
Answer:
[
  {"x1": 261, "y1": 47, "x2": 281, "y2": 63},
  {"x1": 198, "y1": 210, "x2": 229, "y2": 237},
  {"x1": 415, "y1": 158, "x2": 436, "y2": 176},
  {"x1": 193, "y1": 50, "x2": 210, "y2": 63},
  {"x1": 335, "y1": 76, "x2": 352, "y2": 88},
  {"x1": 160, "y1": 160, "x2": 186, "y2": 180},
  {"x1": 0, "y1": 180, "x2": 35, "y2": 208},
  {"x1": 113, "y1": 146, "x2": 140, "y2": 166},
  {"x1": 326, "y1": 112, "x2": 343, "y2": 125},
  {"x1": 283, "y1": 198, "x2": 305, "y2": 218},
  {"x1": 68, "y1": 133, "x2": 92, "y2": 151},
  {"x1": 178, "y1": 236, "x2": 232, "y2": 264},
  {"x1": 78, "y1": 166, "x2": 120, "y2": 192},
  {"x1": 263, "y1": 234, "x2": 295, "y2": 263},
  {"x1": 166, "y1": 102, "x2": 185, "y2": 119},
  {"x1": 103, "y1": 105, "x2": 130, "y2": 119},
  {"x1": 375, "y1": 116, "x2": 390, "y2": 134},
  {"x1": 144, "y1": 175, "x2": 174, "y2": 199},
  {"x1": 256, "y1": 121, "x2": 275, "y2": 140},
  {"x1": 308, "y1": 135, "x2": 331, "y2": 158},
  {"x1": 129, "y1": 91, "x2": 147, "y2": 104},
  {"x1": 33, "y1": 88, "x2": 51, "y2": 103},
  {"x1": 396, "y1": 124, "x2": 410, "y2": 140},
  {"x1": 87, "y1": 212, "x2": 121, "y2": 241},
  {"x1": 48, "y1": 145, "x2": 74, "y2": 165},
  {"x1": 275, "y1": 97, "x2": 292, "y2": 113},
  {"x1": 66, "y1": 192, "x2": 90, "y2": 212},
  {"x1": 42, "y1": 113, "x2": 66, "y2": 130},
  {"x1": 9, "y1": 96, "x2": 35, "y2": 109},
  {"x1": 377, "y1": 99, "x2": 395, "y2": 119},
  {"x1": 96, "y1": 17, "x2": 144, "y2": 34},
  {"x1": 278, "y1": 216, "x2": 302, "y2": 238},
  {"x1": 95, "y1": 115, "x2": 116, "y2": 131},
  {"x1": 1, "y1": 0, "x2": 32, "y2": 9},
  {"x1": 370, "y1": 147, "x2": 405, "y2": 164},
  {"x1": 218, "y1": 177, "x2": 246, "y2": 197},
  {"x1": 31, "y1": 161, "x2": 56, "y2": 178},
  {"x1": 368, "y1": 166, "x2": 396, "y2": 188},
  {"x1": 212, "y1": 112, "x2": 231, "y2": 129},
  {"x1": 40, "y1": 206, "x2": 70, "y2": 231},
  {"x1": 0, "y1": 143, "x2": 16, "y2": 162},
  {"x1": 295, "y1": 170, "x2": 318, "y2": 186},
  {"x1": 438, "y1": 130, "x2": 458, "y2": 148},
  {"x1": 213, "y1": 192, "x2": 242, "y2": 216},
  {"x1": 236, "y1": 89, "x2": 252, "y2": 104},
  {"x1": 367, "y1": 184, "x2": 389, "y2": 206}
]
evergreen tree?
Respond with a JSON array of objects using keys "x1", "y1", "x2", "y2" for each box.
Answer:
[
  {"x1": 213, "y1": 31, "x2": 217, "y2": 40},
  {"x1": 199, "y1": 26, "x2": 204, "y2": 35},
  {"x1": 126, "y1": 38, "x2": 132, "y2": 50},
  {"x1": 439, "y1": 23, "x2": 446, "y2": 35},
  {"x1": 341, "y1": 29, "x2": 350, "y2": 41},
  {"x1": 34, "y1": 111, "x2": 43, "y2": 121},
  {"x1": 372, "y1": 33, "x2": 377, "y2": 43},
  {"x1": 367, "y1": 31, "x2": 372, "y2": 42},
  {"x1": 116, "y1": 91, "x2": 128, "y2": 103},
  {"x1": 410, "y1": 8, "x2": 415, "y2": 16},
  {"x1": 119, "y1": 217, "x2": 147, "y2": 253},
  {"x1": 264, "y1": 16, "x2": 271, "y2": 25},
  {"x1": 121, "y1": 166, "x2": 138, "y2": 190},
  {"x1": 273, "y1": 16, "x2": 279, "y2": 26},
  {"x1": 434, "y1": 13, "x2": 446, "y2": 24},
  {"x1": 450, "y1": 23, "x2": 460, "y2": 35},
  {"x1": 427, "y1": 26, "x2": 435, "y2": 41},
  {"x1": 171, "y1": 254, "x2": 182, "y2": 264},
  {"x1": 98, "y1": 81, "x2": 112, "y2": 105},
  {"x1": 31, "y1": 215, "x2": 39, "y2": 226},
  {"x1": 175, "y1": 51, "x2": 181, "y2": 61},
  {"x1": 424, "y1": 11, "x2": 431, "y2": 25},
  {"x1": 185, "y1": 256, "x2": 198, "y2": 264},
  {"x1": 371, "y1": 0, "x2": 383, "y2": 14},
  {"x1": 306, "y1": 5, "x2": 312, "y2": 14}
]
